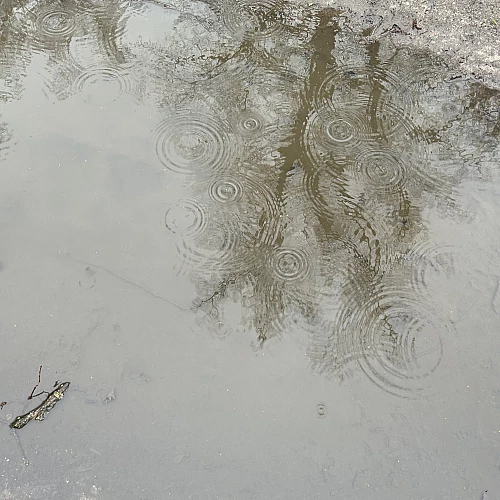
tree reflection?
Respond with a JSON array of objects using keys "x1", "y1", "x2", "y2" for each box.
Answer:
[{"x1": 1, "y1": 0, "x2": 498, "y2": 395}]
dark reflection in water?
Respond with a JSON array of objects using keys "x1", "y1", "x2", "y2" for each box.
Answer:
[{"x1": 1, "y1": 0, "x2": 499, "y2": 397}]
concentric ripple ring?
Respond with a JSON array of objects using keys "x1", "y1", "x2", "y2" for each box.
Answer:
[
  {"x1": 268, "y1": 248, "x2": 311, "y2": 283},
  {"x1": 154, "y1": 113, "x2": 233, "y2": 175},
  {"x1": 232, "y1": 110, "x2": 266, "y2": 138},
  {"x1": 178, "y1": 219, "x2": 240, "y2": 272},
  {"x1": 72, "y1": 67, "x2": 132, "y2": 104},
  {"x1": 303, "y1": 104, "x2": 373, "y2": 166},
  {"x1": 208, "y1": 178, "x2": 243, "y2": 204},
  {"x1": 36, "y1": 8, "x2": 76, "y2": 40},
  {"x1": 334, "y1": 281, "x2": 449, "y2": 397},
  {"x1": 358, "y1": 298, "x2": 447, "y2": 398},
  {"x1": 221, "y1": 0, "x2": 286, "y2": 41},
  {"x1": 352, "y1": 149, "x2": 406, "y2": 194},
  {"x1": 164, "y1": 199, "x2": 207, "y2": 236}
]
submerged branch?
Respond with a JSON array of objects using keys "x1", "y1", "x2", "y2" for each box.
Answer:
[{"x1": 10, "y1": 382, "x2": 71, "y2": 430}]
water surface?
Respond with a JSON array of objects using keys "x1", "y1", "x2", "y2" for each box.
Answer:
[{"x1": 1, "y1": 1, "x2": 499, "y2": 498}]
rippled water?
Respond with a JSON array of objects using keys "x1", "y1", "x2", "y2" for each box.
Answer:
[
  {"x1": 1, "y1": 0, "x2": 498, "y2": 392},
  {"x1": 1, "y1": 1, "x2": 499, "y2": 497}
]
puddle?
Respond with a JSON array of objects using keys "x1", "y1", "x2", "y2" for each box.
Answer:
[{"x1": 1, "y1": 1, "x2": 499, "y2": 498}]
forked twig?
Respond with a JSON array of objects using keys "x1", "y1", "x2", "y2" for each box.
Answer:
[
  {"x1": 10, "y1": 382, "x2": 71, "y2": 430},
  {"x1": 28, "y1": 365, "x2": 43, "y2": 400}
]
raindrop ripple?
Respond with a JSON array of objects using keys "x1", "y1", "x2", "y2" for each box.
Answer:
[
  {"x1": 352, "y1": 148, "x2": 406, "y2": 194},
  {"x1": 177, "y1": 219, "x2": 241, "y2": 275},
  {"x1": 154, "y1": 113, "x2": 234, "y2": 175},
  {"x1": 267, "y1": 247, "x2": 311, "y2": 283},
  {"x1": 164, "y1": 199, "x2": 208, "y2": 236},
  {"x1": 208, "y1": 178, "x2": 243, "y2": 204},
  {"x1": 36, "y1": 8, "x2": 77, "y2": 42},
  {"x1": 232, "y1": 110, "x2": 267, "y2": 138},
  {"x1": 334, "y1": 280, "x2": 449, "y2": 397},
  {"x1": 72, "y1": 66, "x2": 132, "y2": 104},
  {"x1": 303, "y1": 104, "x2": 373, "y2": 166},
  {"x1": 220, "y1": 0, "x2": 287, "y2": 41}
]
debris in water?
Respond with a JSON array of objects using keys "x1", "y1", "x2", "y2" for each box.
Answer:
[
  {"x1": 103, "y1": 388, "x2": 116, "y2": 404},
  {"x1": 28, "y1": 364, "x2": 43, "y2": 400},
  {"x1": 0, "y1": 401, "x2": 6, "y2": 410},
  {"x1": 10, "y1": 382, "x2": 71, "y2": 430}
]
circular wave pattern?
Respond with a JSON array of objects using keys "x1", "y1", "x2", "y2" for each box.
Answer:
[
  {"x1": 256, "y1": 245, "x2": 346, "y2": 332},
  {"x1": 395, "y1": 243, "x2": 455, "y2": 298},
  {"x1": 207, "y1": 171, "x2": 283, "y2": 248},
  {"x1": 177, "y1": 219, "x2": 241, "y2": 274},
  {"x1": 325, "y1": 118, "x2": 355, "y2": 143},
  {"x1": 371, "y1": 98, "x2": 426, "y2": 144},
  {"x1": 352, "y1": 149, "x2": 406, "y2": 194},
  {"x1": 198, "y1": 309, "x2": 232, "y2": 341},
  {"x1": 209, "y1": 319, "x2": 230, "y2": 340},
  {"x1": 208, "y1": 178, "x2": 243, "y2": 204},
  {"x1": 233, "y1": 110, "x2": 266, "y2": 138},
  {"x1": 303, "y1": 104, "x2": 373, "y2": 166},
  {"x1": 257, "y1": 251, "x2": 350, "y2": 343},
  {"x1": 334, "y1": 279, "x2": 448, "y2": 397},
  {"x1": 268, "y1": 247, "x2": 311, "y2": 283},
  {"x1": 388, "y1": 49, "x2": 450, "y2": 105},
  {"x1": 72, "y1": 67, "x2": 131, "y2": 104},
  {"x1": 221, "y1": 0, "x2": 286, "y2": 41},
  {"x1": 313, "y1": 65, "x2": 427, "y2": 145},
  {"x1": 164, "y1": 199, "x2": 207, "y2": 236},
  {"x1": 316, "y1": 66, "x2": 405, "y2": 109},
  {"x1": 316, "y1": 402, "x2": 327, "y2": 418},
  {"x1": 184, "y1": 170, "x2": 282, "y2": 254},
  {"x1": 359, "y1": 299, "x2": 446, "y2": 398},
  {"x1": 154, "y1": 113, "x2": 233, "y2": 175},
  {"x1": 36, "y1": 8, "x2": 76, "y2": 41}
]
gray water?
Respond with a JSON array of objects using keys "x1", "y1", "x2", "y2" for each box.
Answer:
[{"x1": 1, "y1": 1, "x2": 499, "y2": 498}]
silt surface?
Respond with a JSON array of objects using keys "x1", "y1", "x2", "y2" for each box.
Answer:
[{"x1": 0, "y1": 1, "x2": 499, "y2": 499}]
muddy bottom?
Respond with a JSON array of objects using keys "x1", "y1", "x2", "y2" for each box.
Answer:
[{"x1": 0, "y1": 1, "x2": 499, "y2": 499}]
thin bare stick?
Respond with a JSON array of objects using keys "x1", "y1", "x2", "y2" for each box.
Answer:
[{"x1": 28, "y1": 365, "x2": 42, "y2": 400}]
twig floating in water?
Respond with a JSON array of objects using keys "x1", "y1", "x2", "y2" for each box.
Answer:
[
  {"x1": 28, "y1": 365, "x2": 43, "y2": 400},
  {"x1": 10, "y1": 382, "x2": 71, "y2": 430}
]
